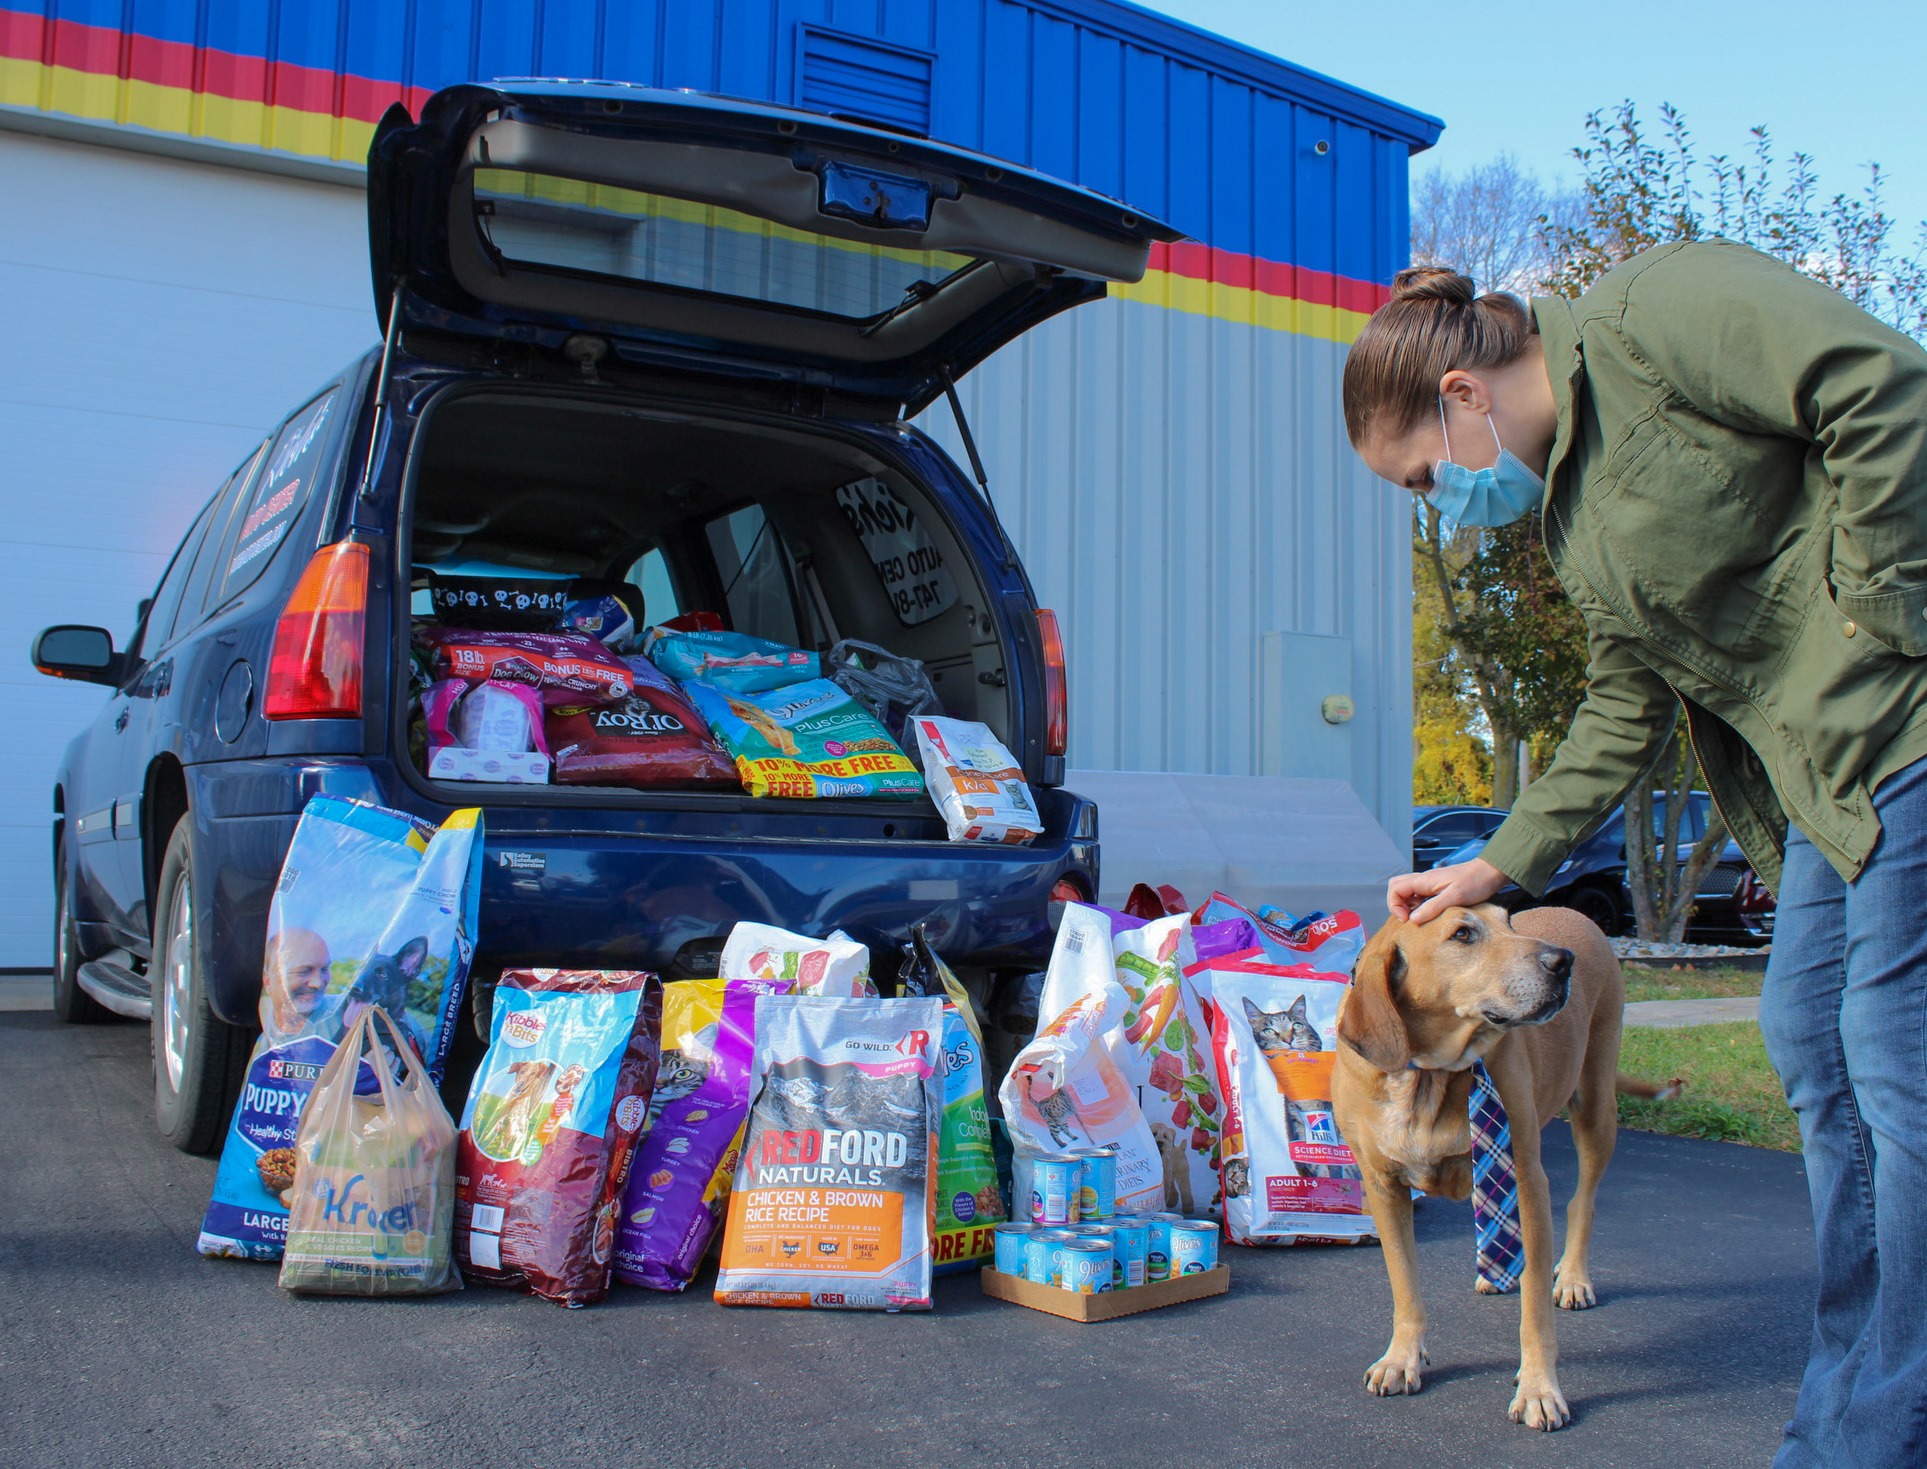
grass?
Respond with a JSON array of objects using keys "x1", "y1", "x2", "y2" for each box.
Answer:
[
  {"x1": 1621, "y1": 963, "x2": 1765, "y2": 1003},
  {"x1": 1615, "y1": 1021, "x2": 1800, "y2": 1152}
]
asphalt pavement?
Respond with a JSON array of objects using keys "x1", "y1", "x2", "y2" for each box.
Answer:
[{"x1": 2, "y1": 1000, "x2": 1815, "y2": 1469}]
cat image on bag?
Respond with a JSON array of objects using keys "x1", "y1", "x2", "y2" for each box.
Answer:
[
  {"x1": 1243, "y1": 995, "x2": 1358, "y2": 1182},
  {"x1": 647, "y1": 1024, "x2": 719, "y2": 1127},
  {"x1": 1025, "y1": 1058, "x2": 1082, "y2": 1148},
  {"x1": 1222, "y1": 1156, "x2": 1251, "y2": 1200}
]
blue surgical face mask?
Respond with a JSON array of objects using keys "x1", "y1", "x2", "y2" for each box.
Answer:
[{"x1": 1425, "y1": 398, "x2": 1545, "y2": 527}]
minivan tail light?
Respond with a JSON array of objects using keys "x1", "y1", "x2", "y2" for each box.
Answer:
[
  {"x1": 264, "y1": 542, "x2": 369, "y2": 720},
  {"x1": 1037, "y1": 609, "x2": 1068, "y2": 758}
]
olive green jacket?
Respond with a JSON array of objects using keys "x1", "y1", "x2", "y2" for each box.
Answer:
[{"x1": 1480, "y1": 240, "x2": 1927, "y2": 896}]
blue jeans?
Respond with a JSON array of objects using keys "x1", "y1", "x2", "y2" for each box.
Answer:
[{"x1": 1760, "y1": 758, "x2": 1927, "y2": 1468}]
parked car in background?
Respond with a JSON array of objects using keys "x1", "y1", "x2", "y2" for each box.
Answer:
[
  {"x1": 1411, "y1": 804, "x2": 1508, "y2": 871},
  {"x1": 1438, "y1": 791, "x2": 1774, "y2": 944},
  {"x1": 31, "y1": 82, "x2": 1175, "y2": 1152}
]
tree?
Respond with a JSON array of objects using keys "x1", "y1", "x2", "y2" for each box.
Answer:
[
  {"x1": 1411, "y1": 155, "x2": 1578, "y2": 298},
  {"x1": 1539, "y1": 100, "x2": 1927, "y2": 940}
]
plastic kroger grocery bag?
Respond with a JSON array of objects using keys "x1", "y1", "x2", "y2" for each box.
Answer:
[
  {"x1": 198, "y1": 798, "x2": 484, "y2": 1260},
  {"x1": 278, "y1": 1007, "x2": 462, "y2": 1295},
  {"x1": 999, "y1": 905, "x2": 1164, "y2": 1217},
  {"x1": 720, "y1": 922, "x2": 877, "y2": 996},
  {"x1": 1206, "y1": 956, "x2": 1373, "y2": 1247},
  {"x1": 716, "y1": 995, "x2": 942, "y2": 1310},
  {"x1": 612, "y1": 977, "x2": 790, "y2": 1291},
  {"x1": 901, "y1": 927, "x2": 1005, "y2": 1272}
]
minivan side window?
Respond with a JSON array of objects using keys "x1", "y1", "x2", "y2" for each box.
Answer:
[
  {"x1": 706, "y1": 505, "x2": 799, "y2": 645},
  {"x1": 128, "y1": 498, "x2": 219, "y2": 662},
  {"x1": 219, "y1": 389, "x2": 339, "y2": 604},
  {"x1": 174, "y1": 443, "x2": 267, "y2": 639},
  {"x1": 627, "y1": 546, "x2": 681, "y2": 624}
]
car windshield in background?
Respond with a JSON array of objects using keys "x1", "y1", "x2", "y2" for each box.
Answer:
[{"x1": 472, "y1": 168, "x2": 979, "y2": 321}]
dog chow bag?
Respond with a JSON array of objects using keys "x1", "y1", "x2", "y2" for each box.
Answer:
[
  {"x1": 455, "y1": 970, "x2": 664, "y2": 1306},
  {"x1": 715, "y1": 995, "x2": 942, "y2": 1311}
]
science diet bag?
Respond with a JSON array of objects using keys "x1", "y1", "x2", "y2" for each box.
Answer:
[
  {"x1": 278, "y1": 1008, "x2": 461, "y2": 1296},
  {"x1": 455, "y1": 970, "x2": 664, "y2": 1306},
  {"x1": 644, "y1": 627, "x2": 820, "y2": 693},
  {"x1": 198, "y1": 798, "x2": 484, "y2": 1260},
  {"x1": 1207, "y1": 958, "x2": 1373, "y2": 1246},
  {"x1": 720, "y1": 922, "x2": 876, "y2": 997},
  {"x1": 681, "y1": 678, "x2": 924, "y2": 800},
  {"x1": 612, "y1": 977, "x2": 789, "y2": 1292},
  {"x1": 715, "y1": 995, "x2": 942, "y2": 1310},
  {"x1": 1000, "y1": 909, "x2": 1165, "y2": 1218},
  {"x1": 913, "y1": 716, "x2": 1043, "y2": 845}
]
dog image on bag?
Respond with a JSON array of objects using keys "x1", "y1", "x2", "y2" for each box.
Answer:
[{"x1": 473, "y1": 1060, "x2": 559, "y2": 1163}]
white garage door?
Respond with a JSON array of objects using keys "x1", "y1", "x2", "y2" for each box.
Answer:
[{"x1": 0, "y1": 130, "x2": 376, "y2": 968}]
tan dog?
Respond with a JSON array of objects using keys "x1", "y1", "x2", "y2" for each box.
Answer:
[{"x1": 1331, "y1": 905, "x2": 1680, "y2": 1432}]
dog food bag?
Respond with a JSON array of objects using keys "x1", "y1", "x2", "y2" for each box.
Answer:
[
  {"x1": 423, "y1": 678, "x2": 554, "y2": 784},
  {"x1": 999, "y1": 905, "x2": 1165, "y2": 1218},
  {"x1": 716, "y1": 995, "x2": 943, "y2": 1310},
  {"x1": 547, "y1": 659, "x2": 739, "y2": 788},
  {"x1": 612, "y1": 977, "x2": 790, "y2": 1292},
  {"x1": 719, "y1": 922, "x2": 877, "y2": 997},
  {"x1": 422, "y1": 628, "x2": 634, "y2": 707},
  {"x1": 198, "y1": 798, "x2": 485, "y2": 1260},
  {"x1": 681, "y1": 678, "x2": 924, "y2": 800},
  {"x1": 1196, "y1": 893, "x2": 1367, "y2": 974},
  {"x1": 644, "y1": 627, "x2": 821, "y2": 694},
  {"x1": 455, "y1": 970, "x2": 665, "y2": 1306},
  {"x1": 279, "y1": 1008, "x2": 462, "y2": 1296},
  {"x1": 1206, "y1": 957, "x2": 1374, "y2": 1247},
  {"x1": 912, "y1": 717, "x2": 1043, "y2": 845}
]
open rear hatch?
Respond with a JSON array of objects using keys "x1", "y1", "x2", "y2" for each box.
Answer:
[{"x1": 369, "y1": 82, "x2": 1179, "y2": 413}]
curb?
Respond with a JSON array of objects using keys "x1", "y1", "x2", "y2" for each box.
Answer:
[{"x1": 1621, "y1": 952, "x2": 1770, "y2": 974}]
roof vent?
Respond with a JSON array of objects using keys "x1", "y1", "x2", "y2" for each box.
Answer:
[{"x1": 795, "y1": 26, "x2": 934, "y2": 135}]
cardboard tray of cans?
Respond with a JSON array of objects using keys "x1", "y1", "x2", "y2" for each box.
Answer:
[{"x1": 978, "y1": 1264, "x2": 1230, "y2": 1322}]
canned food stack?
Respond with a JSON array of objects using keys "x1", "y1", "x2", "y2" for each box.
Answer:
[{"x1": 994, "y1": 1147, "x2": 1220, "y2": 1295}]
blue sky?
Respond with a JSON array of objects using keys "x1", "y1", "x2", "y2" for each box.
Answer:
[{"x1": 1146, "y1": 0, "x2": 1927, "y2": 250}]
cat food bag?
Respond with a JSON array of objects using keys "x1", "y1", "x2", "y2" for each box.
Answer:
[
  {"x1": 278, "y1": 1007, "x2": 462, "y2": 1296},
  {"x1": 546, "y1": 658, "x2": 739, "y2": 788},
  {"x1": 559, "y1": 593, "x2": 640, "y2": 652},
  {"x1": 912, "y1": 716, "x2": 1043, "y2": 845},
  {"x1": 421, "y1": 627, "x2": 633, "y2": 707},
  {"x1": 719, "y1": 922, "x2": 877, "y2": 997},
  {"x1": 612, "y1": 977, "x2": 790, "y2": 1292},
  {"x1": 682, "y1": 678, "x2": 924, "y2": 800},
  {"x1": 644, "y1": 627, "x2": 820, "y2": 694},
  {"x1": 198, "y1": 798, "x2": 484, "y2": 1260},
  {"x1": 1195, "y1": 893, "x2": 1366, "y2": 974},
  {"x1": 716, "y1": 995, "x2": 942, "y2": 1310},
  {"x1": 1206, "y1": 957, "x2": 1373, "y2": 1247},
  {"x1": 999, "y1": 905, "x2": 1165, "y2": 1218},
  {"x1": 454, "y1": 970, "x2": 664, "y2": 1306},
  {"x1": 423, "y1": 678, "x2": 553, "y2": 783}
]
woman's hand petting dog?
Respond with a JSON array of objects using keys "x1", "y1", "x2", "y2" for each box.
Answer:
[{"x1": 1388, "y1": 857, "x2": 1507, "y2": 926}]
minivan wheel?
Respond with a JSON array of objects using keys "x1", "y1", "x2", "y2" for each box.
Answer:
[
  {"x1": 151, "y1": 821, "x2": 249, "y2": 1154},
  {"x1": 50, "y1": 852, "x2": 110, "y2": 1024},
  {"x1": 1565, "y1": 882, "x2": 1629, "y2": 939}
]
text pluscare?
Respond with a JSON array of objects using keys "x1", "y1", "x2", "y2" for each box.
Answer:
[{"x1": 752, "y1": 1128, "x2": 908, "y2": 1187}]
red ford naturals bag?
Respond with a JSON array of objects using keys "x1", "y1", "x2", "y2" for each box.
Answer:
[{"x1": 454, "y1": 970, "x2": 663, "y2": 1306}]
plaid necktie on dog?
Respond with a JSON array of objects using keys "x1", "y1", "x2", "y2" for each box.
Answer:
[{"x1": 1469, "y1": 1060, "x2": 1524, "y2": 1293}]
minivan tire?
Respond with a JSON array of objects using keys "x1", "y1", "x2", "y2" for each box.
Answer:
[
  {"x1": 50, "y1": 847, "x2": 110, "y2": 1024},
  {"x1": 151, "y1": 820, "x2": 249, "y2": 1154}
]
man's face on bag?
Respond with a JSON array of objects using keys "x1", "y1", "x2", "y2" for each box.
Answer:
[{"x1": 268, "y1": 929, "x2": 332, "y2": 1017}]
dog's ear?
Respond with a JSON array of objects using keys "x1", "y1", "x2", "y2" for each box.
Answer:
[{"x1": 1340, "y1": 931, "x2": 1411, "y2": 1072}]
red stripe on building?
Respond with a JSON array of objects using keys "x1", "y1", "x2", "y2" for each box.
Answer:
[{"x1": 1150, "y1": 241, "x2": 1388, "y2": 316}]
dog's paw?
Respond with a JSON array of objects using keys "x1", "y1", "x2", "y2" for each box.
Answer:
[
  {"x1": 1363, "y1": 1345, "x2": 1428, "y2": 1397},
  {"x1": 1553, "y1": 1270, "x2": 1597, "y2": 1310},
  {"x1": 1474, "y1": 1275, "x2": 1512, "y2": 1295},
  {"x1": 1508, "y1": 1372, "x2": 1570, "y2": 1431}
]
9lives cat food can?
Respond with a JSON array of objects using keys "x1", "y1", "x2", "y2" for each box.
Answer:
[
  {"x1": 1027, "y1": 1229, "x2": 1077, "y2": 1286},
  {"x1": 1109, "y1": 1217, "x2": 1150, "y2": 1288},
  {"x1": 1032, "y1": 1155, "x2": 1081, "y2": 1226},
  {"x1": 993, "y1": 1223, "x2": 1033, "y2": 1275},
  {"x1": 1067, "y1": 1146, "x2": 1118, "y2": 1220},
  {"x1": 1062, "y1": 1239, "x2": 1113, "y2": 1294},
  {"x1": 1143, "y1": 1213, "x2": 1185, "y2": 1282},
  {"x1": 1170, "y1": 1220, "x2": 1219, "y2": 1275}
]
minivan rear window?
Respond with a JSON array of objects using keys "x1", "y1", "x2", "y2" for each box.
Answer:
[{"x1": 472, "y1": 168, "x2": 976, "y2": 321}]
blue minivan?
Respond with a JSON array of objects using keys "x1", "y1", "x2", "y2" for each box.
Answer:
[{"x1": 33, "y1": 82, "x2": 1177, "y2": 1152}]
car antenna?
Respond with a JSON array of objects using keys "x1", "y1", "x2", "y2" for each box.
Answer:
[
  {"x1": 940, "y1": 365, "x2": 1017, "y2": 572},
  {"x1": 358, "y1": 278, "x2": 407, "y2": 506}
]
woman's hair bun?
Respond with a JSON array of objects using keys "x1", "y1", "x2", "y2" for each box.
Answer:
[{"x1": 1391, "y1": 265, "x2": 1477, "y2": 305}]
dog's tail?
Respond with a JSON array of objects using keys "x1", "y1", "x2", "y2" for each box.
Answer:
[{"x1": 1616, "y1": 1071, "x2": 1685, "y2": 1102}]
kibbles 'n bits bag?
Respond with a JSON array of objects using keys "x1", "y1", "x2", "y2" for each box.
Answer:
[
  {"x1": 682, "y1": 678, "x2": 923, "y2": 800},
  {"x1": 715, "y1": 995, "x2": 942, "y2": 1310}
]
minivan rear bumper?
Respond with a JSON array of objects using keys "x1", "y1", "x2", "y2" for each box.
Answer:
[{"x1": 187, "y1": 756, "x2": 1097, "y2": 1026}]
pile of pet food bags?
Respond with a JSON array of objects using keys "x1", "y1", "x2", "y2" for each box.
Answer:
[
  {"x1": 409, "y1": 571, "x2": 1043, "y2": 844},
  {"x1": 197, "y1": 794, "x2": 1005, "y2": 1310},
  {"x1": 996, "y1": 883, "x2": 1375, "y2": 1286}
]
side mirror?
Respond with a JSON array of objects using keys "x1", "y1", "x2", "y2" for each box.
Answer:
[{"x1": 33, "y1": 625, "x2": 121, "y2": 686}]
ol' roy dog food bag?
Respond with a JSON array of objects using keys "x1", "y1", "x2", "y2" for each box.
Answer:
[
  {"x1": 612, "y1": 977, "x2": 791, "y2": 1292},
  {"x1": 1206, "y1": 958, "x2": 1374, "y2": 1246},
  {"x1": 715, "y1": 995, "x2": 943, "y2": 1311},
  {"x1": 198, "y1": 798, "x2": 484, "y2": 1261},
  {"x1": 681, "y1": 678, "x2": 924, "y2": 800},
  {"x1": 455, "y1": 970, "x2": 664, "y2": 1307}
]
